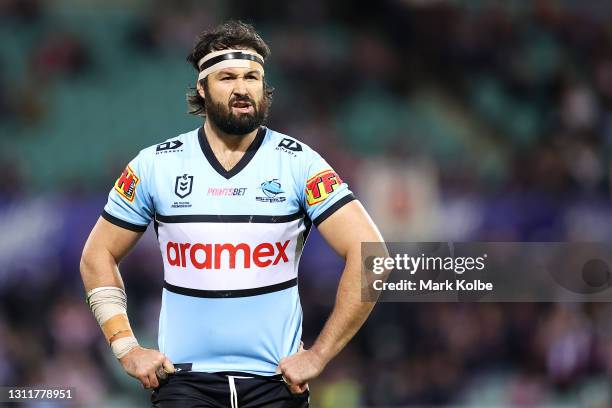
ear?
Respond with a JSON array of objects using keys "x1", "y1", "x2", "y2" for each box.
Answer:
[{"x1": 196, "y1": 79, "x2": 206, "y2": 99}]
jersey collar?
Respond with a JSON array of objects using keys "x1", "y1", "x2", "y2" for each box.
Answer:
[{"x1": 198, "y1": 126, "x2": 266, "y2": 179}]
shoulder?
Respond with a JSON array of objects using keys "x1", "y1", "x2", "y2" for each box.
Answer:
[
  {"x1": 135, "y1": 128, "x2": 199, "y2": 162},
  {"x1": 264, "y1": 128, "x2": 319, "y2": 159}
]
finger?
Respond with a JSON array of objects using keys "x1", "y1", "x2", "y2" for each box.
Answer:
[
  {"x1": 277, "y1": 357, "x2": 287, "y2": 374},
  {"x1": 140, "y1": 375, "x2": 150, "y2": 389},
  {"x1": 289, "y1": 383, "x2": 307, "y2": 394},
  {"x1": 156, "y1": 366, "x2": 168, "y2": 380},
  {"x1": 148, "y1": 372, "x2": 159, "y2": 389},
  {"x1": 162, "y1": 357, "x2": 176, "y2": 374},
  {"x1": 283, "y1": 372, "x2": 299, "y2": 386}
]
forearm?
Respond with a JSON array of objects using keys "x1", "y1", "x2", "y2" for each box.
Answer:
[
  {"x1": 80, "y1": 243, "x2": 125, "y2": 292},
  {"x1": 80, "y1": 244, "x2": 139, "y2": 358},
  {"x1": 310, "y1": 251, "x2": 375, "y2": 366},
  {"x1": 80, "y1": 220, "x2": 171, "y2": 387}
]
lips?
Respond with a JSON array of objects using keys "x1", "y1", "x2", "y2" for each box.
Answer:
[{"x1": 231, "y1": 100, "x2": 254, "y2": 113}]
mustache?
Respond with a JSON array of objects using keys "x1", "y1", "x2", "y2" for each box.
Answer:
[{"x1": 229, "y1": 95, "x2": 256, "y2": 106}]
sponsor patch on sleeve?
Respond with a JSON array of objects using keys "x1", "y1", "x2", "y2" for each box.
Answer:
[
  {"x1": 305, "y1": 169, "x2": 343, "y2": 206},
  {"x1": 114, "y1": 165, "x2": 140, "y2": 202}
]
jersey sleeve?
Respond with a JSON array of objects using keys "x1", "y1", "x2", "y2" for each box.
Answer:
[
  {"x1": 102, "y1": 151, "x2": 154, "y2": 232},
  {"x1": 300, "y1": 149, "x2": 355, "y2": 226}
]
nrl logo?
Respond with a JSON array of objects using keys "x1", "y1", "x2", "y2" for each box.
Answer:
[{"x1": 175, "y1": 174, "x2": 194, "y2": 198}]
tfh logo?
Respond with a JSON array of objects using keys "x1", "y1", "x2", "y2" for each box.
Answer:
[
  {"x1": 114, "y1": 165, "x2": 139, "y2": 202},
  {"x1": 305, "y1": 169, "x2": 342, "y2": 206}
]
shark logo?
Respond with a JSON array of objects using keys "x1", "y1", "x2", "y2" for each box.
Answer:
[{"x1": 256, "y1": 179, "x2": 286, "y2": 203}]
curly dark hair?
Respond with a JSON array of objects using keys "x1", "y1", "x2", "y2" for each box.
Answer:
[{"x1": 186, "y1": 20, "x2": 274, "y2": 116}]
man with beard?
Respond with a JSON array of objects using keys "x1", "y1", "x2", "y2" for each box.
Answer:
[{"x1": 80, "y1": 21, "x2": 383, "y2": 407}]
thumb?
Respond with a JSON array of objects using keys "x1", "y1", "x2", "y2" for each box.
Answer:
[
  {"x1": 162, "y1": 357, "x2": 176, "y2": 374},
  {"x1": 289, "y1": 382, "x2": 308, "y2": 394}
]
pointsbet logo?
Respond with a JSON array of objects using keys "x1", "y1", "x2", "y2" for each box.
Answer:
[
  {"x1": 166, "y1": 240, "x2": 290, "y2": 269},
  {"x1": 372, "y1": 253, "x2": 487, "y2": 275}
]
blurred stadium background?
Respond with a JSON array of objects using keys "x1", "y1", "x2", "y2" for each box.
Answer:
[{"x1": 2, "y1": 0, "x2": 612, "y2": 406}]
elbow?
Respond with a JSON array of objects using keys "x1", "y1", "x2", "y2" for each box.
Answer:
[
  {"x1": 79, "y1": 248, "x2": 93, "y2": 280},
  {"x1": 80, "y1": 242, "x2": 102, "y2": 281},
  {"x1": 80, "y1": 244, "x2": 121, "y2": 290},
  {"x1": 344, "y1": 242, "x2": 362, "y2": 262}
]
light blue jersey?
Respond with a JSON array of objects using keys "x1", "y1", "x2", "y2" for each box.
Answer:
[{"x1": 102, "y1": 126, "x2": 354, "y2": 375}]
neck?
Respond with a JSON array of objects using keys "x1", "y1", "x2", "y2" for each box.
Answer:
[{"x1": 203, "y1": 119, "x2": 259, "y2": 153}]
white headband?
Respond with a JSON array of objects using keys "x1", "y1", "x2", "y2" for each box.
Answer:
[{"x1": 197, "y1": 49, "x2": 265, "y2": 81}]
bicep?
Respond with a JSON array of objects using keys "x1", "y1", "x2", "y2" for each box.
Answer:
[
  {"x1": 316, "y1": 200, "x2": 383, "y2": 258},
  {"x1": 83, "y1": 217, "x2": 144, "y2": 261},
  {"x1": 81, "y1": 217, "x2": 144, "y2": 291}
]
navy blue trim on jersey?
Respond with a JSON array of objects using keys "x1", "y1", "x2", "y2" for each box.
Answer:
[
  {"x1": 198, "y1": 127, "x2": 266, "y2": 179},
  {"x1": 153, "y1": 218, "x2": 159, "y2": 237},
  {"x1": 303, "y1": 215, "x2": 313, "y2": 242},
  {"x1": 312, "y1": 194, "x2": 356, "y2": 227},
  {"x1": 156, "y1": 211, "x2": 304, "y2": 224},
  {"x1": 101, "y1": 210, "x2": 148, "y2": 232},
  {"x1": 164, "y1": 278, "x2": 297, "y2": 298}
]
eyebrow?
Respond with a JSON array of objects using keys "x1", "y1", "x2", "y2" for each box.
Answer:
[{"x1": 216, "y1": 69, "x2": 261, "y2": 77}]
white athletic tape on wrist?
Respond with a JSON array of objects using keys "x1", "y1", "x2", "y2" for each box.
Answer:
[
  {"x1": 111, "y1": 336, "x2": 139, "y2": 359},
  {"x1": 86, "y1": 286, "x2": 139, "y2": 358}
]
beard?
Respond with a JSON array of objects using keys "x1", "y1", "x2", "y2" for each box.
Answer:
[{"x1": 205, "y1": 88, "x2": 269, "y2": 136}]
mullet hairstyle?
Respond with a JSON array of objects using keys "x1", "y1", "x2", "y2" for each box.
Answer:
[{"x1": 186, "y1": 20, "x2": 274, "y2": 116}]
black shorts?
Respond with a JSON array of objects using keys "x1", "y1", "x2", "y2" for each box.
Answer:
[{"x1": 151, "y1": 371, "x2": 310, "y2": 408}]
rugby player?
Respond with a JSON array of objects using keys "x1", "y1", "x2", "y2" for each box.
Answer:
[{"x1": 80, "y1": 20, "x2": 383, "y2": 407}]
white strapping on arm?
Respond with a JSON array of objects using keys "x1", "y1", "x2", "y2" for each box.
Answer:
[{"x1": 86, "y1": 286, "x2": 139, "y2": 359}]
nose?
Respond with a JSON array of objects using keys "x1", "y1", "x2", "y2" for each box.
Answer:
[{"x1": 232, "y1": 77, "x2": 248, "y2": 96}]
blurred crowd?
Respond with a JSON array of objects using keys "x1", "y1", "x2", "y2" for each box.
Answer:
[{"x1": 2, "y1": 0, "x2": 612, "y2": 406}]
